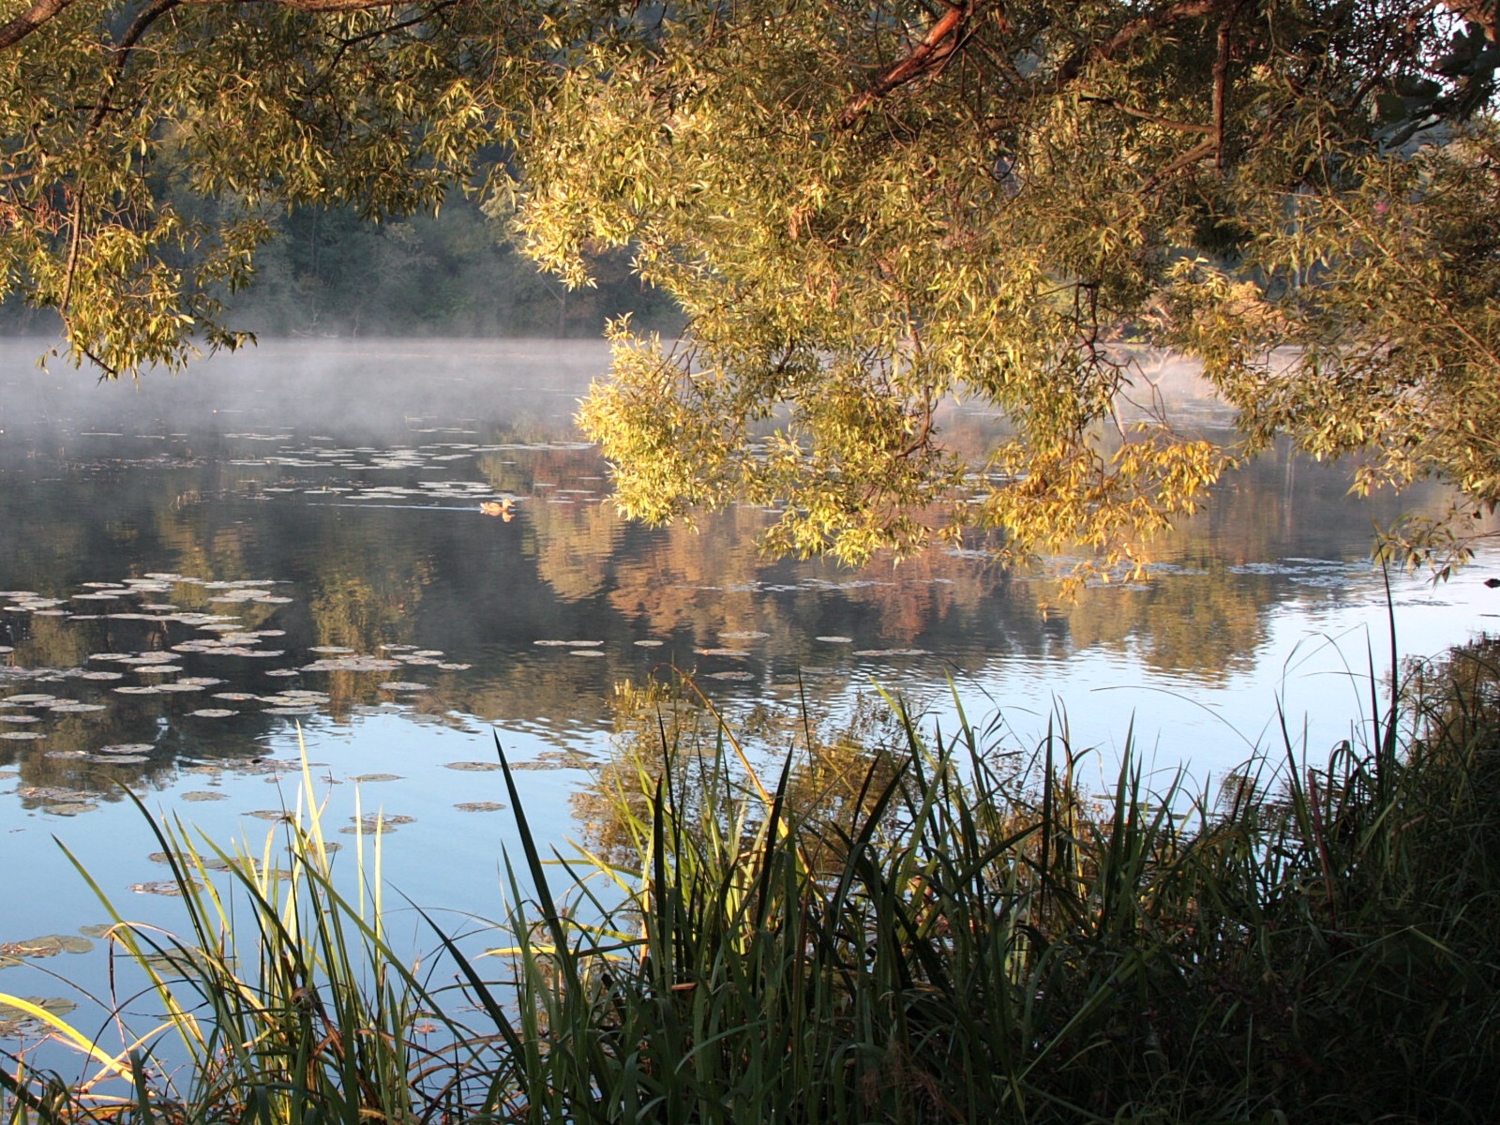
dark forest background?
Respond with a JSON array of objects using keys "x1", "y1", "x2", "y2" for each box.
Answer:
[{"x1": 0, "y1": 194, "x2": 682, "y2": 340}]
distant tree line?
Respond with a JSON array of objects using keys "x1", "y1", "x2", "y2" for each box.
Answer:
[{"x1": 0, "y1": 193, "x2": 683, "y2": 340}]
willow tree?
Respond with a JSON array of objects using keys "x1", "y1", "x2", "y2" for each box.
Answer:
[
  {"x1": 3, "y1": 1, "x2": 1498, "y2": 573},
  {"x1": 515, "y1": 0, "x2": 1500, "y2": 573}
]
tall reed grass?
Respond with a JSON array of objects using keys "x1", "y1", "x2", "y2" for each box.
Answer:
[{"x1": 4, "y1": 641, "x2": 1499, "y2": 1124}]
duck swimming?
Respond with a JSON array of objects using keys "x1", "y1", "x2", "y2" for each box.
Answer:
[{"x1": 480, "y1": 499, "x2": 516, "y2": 521}]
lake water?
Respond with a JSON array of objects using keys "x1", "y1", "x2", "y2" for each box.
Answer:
[{"x1": 2, "y1": 338, "x2": 1498, "y2": 1037}]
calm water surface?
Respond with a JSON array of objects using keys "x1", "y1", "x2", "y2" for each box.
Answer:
[{"x1": 1, "y1": 338, "x2": 1497, "y2": 1036}]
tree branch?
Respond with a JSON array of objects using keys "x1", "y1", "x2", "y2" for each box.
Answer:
[
  {"x1": 0, "y1": 0, "x2": 77, "y2": 50},
  {"x1": 1440, "y1": 0, "x2": 1499, "y2": 44},
  {"x1": 0, "y1": 0, "x2": 416, "y2": 52},
  {"x1": 1049, "y1": 0, "x2": 1229, "y2": 93},
  {"x1": 1080, "y1": 94, "x2": 1214, "y2": 133},
  {"x1": 840, "y1": 0, "x2": 987, "y2": 127}
]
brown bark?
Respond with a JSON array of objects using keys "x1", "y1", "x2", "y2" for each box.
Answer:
[
  {"x1": 0, "y1": 0, "x2": 416, "y2": 52},
  {"x1": 840, "y1": 0, "x2": 985, "y2": 127}
]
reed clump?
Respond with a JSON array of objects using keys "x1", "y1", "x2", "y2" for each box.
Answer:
[{"x1": 4, "y1": 642, "x2": 1500, "y2": 1124}]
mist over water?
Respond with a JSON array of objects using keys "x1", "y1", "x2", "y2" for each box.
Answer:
[{"x1": 1, "y1": 337, "x2": 1497, "y2": 1039}]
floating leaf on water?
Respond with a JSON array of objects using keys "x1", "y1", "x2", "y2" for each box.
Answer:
[
  {"x1": 634, "y1": 640, "x2": 664, "y2": 647},
  {"x1": 85, "y1": 753, "x2": 148, "y2": 764},
  {"x1": 77, "y1": 924, "x2": 114, "y2": 939},
  {"x1": 695, "y1": 649, "x2": 751, "y2": 658},
  {"x1": 436, "y1": 662, "x2": 472, "y2": 671},
  {"x1": 414, "y1": 649, "x2": 444, "y2": 658},
  {"x1": 571, "y1": 649, "x2": 607, "y2": 658},
  {"x1": 243, "y1": 810, "x2": 293, "y2": 822},
  {"x1": 262, "y1": 706, "x2": 316, "y2": 716},
  {"x1": 128, "y1": 881, "x2": 197, "y2": 897},
  {"x1": 97, "y1": 744, "x2": 154, "y2": 756},
  {"x1": 78, "y1": 671, "x2": 125, "y2": 681},
  {"x1": 852, "y1": 648, "x2": 931, "y2": 657},
  {"x1": 0, "y1": 996, "x2": 77, "y2": 1037},
  {"x1": 380, "y1": 644, "x2": 417, "y2": 652},
  {"x1": 377, "y1": 682, "x2": 430, "y2": 691},
  {"x1": 309, "y1": 646, "x2": 355, "y2": 654},
  {"x1": 0, "y1": 934, "x2": 93, "y2": 958},
  {"x1": 264, "y1": 669, "x2": 301, "y2": 678},
  {"x1": 814, "y1": 636, "x2": 854, "y2": 644},
  {"x1": 188, "y1": 709, "x2": 236, "y2": 718},
  {"x1": 177, "y1": 677, "x2": 224, "y2": 687},
  {"x1": 397, "y1": 656, "x2": 442, "y2": 666},
  {"x1": 301, "y1": 657, "x2": 402, "y2": 672},
  {"x1": 444, "y1": 761, "x2": 502, "y2": 772},
  {"x1": 350, "y1": 773, "x2": 404, "y2": 783},
  {"x1": 180, "y1": 791, "x2": 227, "y2": 801},
  {"x1": 454, "y1": 801, "x2": 506, "y2": 812},
  {"x1": 114, "y1": 686, "x2": 160, "y2": 695},
  {"x1": 533, "y1": 640, "x2": 569, "y2": 647},
  {"x1": 0, "y1": 646, "x2": 11, "y2": 654},
  {"x1": 18, "y1": 785, "x2": 100, "y2": 802},
  {"x1": 0, "y1": 715, "x2": 41, "y2": 724},
  {"x1": 134, "y1": 665, "x2": 184, "y2": 675},
  {"x1": 706, "y1": 671, "x2": 756, "y2": 681},
  {"x1": 340, "y1": 813, "x2": 415, "y2": 835},
  {"x1": 720, "y1": 631, "x2": 769, "y2": 641},
  {"x1": 0, "y1": 731, "x2": 44, "y2": 740},
  {"x1": 49, "y1": 703, "x2": 106, "y2": 713},
  {"x1": 254, "y1": 596, "x2": 294, "y2": 605},
  {"x1": 5, "y1": 695, "x2": 57, "y2": 704},
  {"x1": 43, "y1": 802, "x2": 98, "y2": 815},
  {"x1": 212, "y1": 692, "x2": 258, "y2": 701}
]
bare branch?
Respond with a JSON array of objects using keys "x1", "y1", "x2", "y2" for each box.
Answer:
[
  {"x1": 0, "y1": 0, "x2": 77, "y2": 51},
  {"x1": 0, "y1": 0, "x2": 418, "y2": 52},
  {"x1": 1080, "y1": 94, "x2": 1214, "y2": 133},
  {"x1": 1050, "y1": 0, "x2": 1228, "y2": 93},
  {"x1": 840, "y1": 1, "x2": 988, "y2": 127}
]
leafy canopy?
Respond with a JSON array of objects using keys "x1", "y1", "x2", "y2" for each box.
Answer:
[{"x1": 3, "y1": 0, "x2": 1499, "y2": 572}]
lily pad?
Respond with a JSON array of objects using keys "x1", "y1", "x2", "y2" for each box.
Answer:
[
  {"x1": 454, "y1": 801, "x2": 507, "y2": 812},
  {"x1": 0, "y1": 934, "x2": 93, "y2": 958},
  {"x1": 443, "y1": 761, "x2": 502, "y2": 772},
  {"x1": 0, "y1": 996, "x2": 78, "y2": 1038},
  {"x1": 187, "y1": 709, "x2": 236, "y2": 718},
  {"x1": 128, "y1": 881, "x2": 198, "y2": 897},
  {"x1": 377, "y1": 682, "x2": 430, "y2": 691},
  {"x1": 350, "y1": 773, "x2": 403, "y2": 782},
  {"x1": 180, "y1": 791, "x2": 227, "y2": 802}
]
